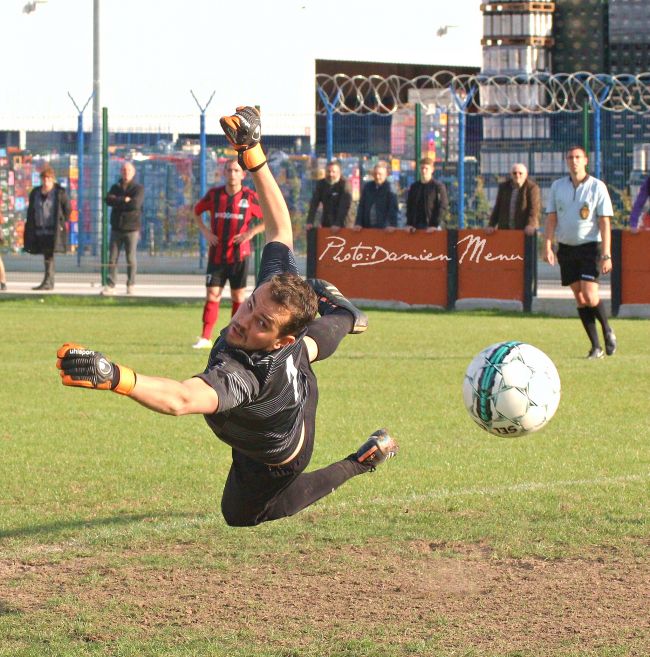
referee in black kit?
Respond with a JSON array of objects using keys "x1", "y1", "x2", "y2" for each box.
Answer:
[
  {"x1": 56, "y1": 106, "x2": 398, "y2": 527},
  {"x1": 543, "y1": 145, "x2": 617, "y2": 359}
]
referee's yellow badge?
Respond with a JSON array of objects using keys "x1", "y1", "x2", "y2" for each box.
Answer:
[{"x1": 580, "y1": 203, "x2": 590, "y2": 220}]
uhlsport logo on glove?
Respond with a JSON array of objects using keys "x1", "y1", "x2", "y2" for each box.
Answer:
[
  {"x1": 249, "y1": 121, "x2": 261, "y2": 143},
  {"x1": 69, "y1": 348, "x2": 96, "y2": 356}
]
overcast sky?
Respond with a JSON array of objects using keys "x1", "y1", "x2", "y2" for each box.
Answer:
[{"x1": 0, "y1": 0, "x2": 483, "y2": 133}]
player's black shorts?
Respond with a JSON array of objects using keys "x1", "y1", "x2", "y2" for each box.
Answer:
[
  {"x1": 557, "y1": 242, "x2": 600, "y2": 286},
  {"x1": 205, "y1": 260, "x2": 249, "y2": 289},
  {"x1": 219, "y1": 349, "x2": 318, "y2": 525}
]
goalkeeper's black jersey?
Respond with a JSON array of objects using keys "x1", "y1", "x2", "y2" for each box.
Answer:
[{"x1": 196, "y1": 242, "x2": 313, "y2": 465}]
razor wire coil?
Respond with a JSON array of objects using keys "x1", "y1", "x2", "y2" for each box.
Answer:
[{"x1": 315, "y1": 72, "x2": 650, "y2": 115}]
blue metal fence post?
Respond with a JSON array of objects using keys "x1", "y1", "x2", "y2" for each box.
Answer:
[
  {"x1": 316, "y1": 86, "x2": 341, "y2": 162},
  {"x1": 458, "y1": 110, "x2": 466, "y2": 229},
  {"x1": 326, "y1": 103, "x2": 334, "y2": 163},
  {"x1": 67, "y1": 92, "x2": 93, "y2": 265},
  {"x1": 584, "y1": 76, "x2": 612, "y2": 180},
  {"x1": 449, "y1": 85, "x2": 477, "y2": 229},
  {"x1": 199, "y1": 110, "x2": 207, "y2": 268},
  {"x1": 77, "y1": 113, "x2": 84, "y2": 264},
  {"x1": 191, "y1": 90, "x2": 215, "y2": 271}
]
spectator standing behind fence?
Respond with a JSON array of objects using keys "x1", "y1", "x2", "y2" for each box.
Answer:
[
  {"x1": 0, "y1": 251, "x2": 6, "y2": 291},
  {"x1": 406, "y1": 157, "x2": 449, "y2": 232},
  {"x1": 353, "y1": 161, "x2": 399, "y2": 231},
  {"x1": 24, "y1": 165, "x2": 70, "y2": 291},
  {"x1": 486, "y1": 163, "x2": 540, "y2": 236},
  {"x1": 101, "y1": 162, "x2": 144, "y2": 296},
  {"x1": 191, "y1": 159, "x2": 265, "y2": 350},
  {"x1": 543, "y1": 145, "x2": 617, "y2": 360},
  {"x1": 305, "y1": 161, "x2": 352, "y2": 233},
  {"x1": 0, "y1": 226, "x2": 6, "y2": 290},
  {"x1": 629, "y1": 173, "x2": 650, "y2": 233}
]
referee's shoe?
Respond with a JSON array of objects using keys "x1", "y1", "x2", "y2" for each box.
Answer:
[
  {"x1": 604, "y1": 330, "x2": 617, "y2": 356},
  {"x1": 307, "y1": 279, "x2": 368, "y2": 334},
  {"x1": 356, "y1": 429, "x2": 399, "y2": 470}
]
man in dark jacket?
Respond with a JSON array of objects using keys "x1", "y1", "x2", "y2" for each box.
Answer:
[
  {"x1": 353, "y1": 161, "x2": 399, "y2": 230},
  {"x1": 406, "y1": 157, "x2": 449, "y2": 232},
  {"x1": 24, "y1": 165, "x2": 71, "y2": 290},
  {"x1": 305, "y1": 160, "x2": 352, "y2": 232},
  {"x1": 102, "y1": 162, "x2": 144, "y2": 295},
  {"x1": 486, "y1": 163, "x2": 540, "y2": 236}
]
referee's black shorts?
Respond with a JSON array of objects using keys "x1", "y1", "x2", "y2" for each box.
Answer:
[
  {"x1": 205, "y1": 259, "x2": 249, "y2": 289},
  {"x1": 557, "y1": 241, "x2": 600, "y2": 286}
]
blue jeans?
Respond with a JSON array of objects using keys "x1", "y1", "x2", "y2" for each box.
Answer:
[{"x1": 107, "y1": 229, "x2": 139, "y2": 287}]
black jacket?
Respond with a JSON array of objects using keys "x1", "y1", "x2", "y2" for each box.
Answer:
[
  {"x1": 355, "y1": 180, "x2": 399, "y2": 228},
  {"x1": 306, "y1": 178, "x2": 352, "y2": 227},
  {"x1": 24, "y1": 184, "x2": 70, "y2": 255},
  {"x1": 406, "y1": 179, "x2": 449, "y2": 229},
  {"x1": 106, "y1": 179, "x2": 144, "y2": 232}
]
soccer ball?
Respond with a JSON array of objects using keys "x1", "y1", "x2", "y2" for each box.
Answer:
[{"x1": 462, "y1": 341, "x2": 561, "y2": 437}]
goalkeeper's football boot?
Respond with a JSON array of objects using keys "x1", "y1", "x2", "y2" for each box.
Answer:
[
  {"x1": 219, "y1": 106, "x2": 266, "y2": 172},
  {"x1": 307, "y1": 278, "x2": 368, "y2": 334},
  {"x1": 355, "y1": 429, "x2": 398, "y2": 471}
]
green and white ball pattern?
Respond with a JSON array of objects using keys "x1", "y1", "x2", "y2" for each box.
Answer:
[{"x1": 463, "y1": 341, "x2": 561, "y2": 437}]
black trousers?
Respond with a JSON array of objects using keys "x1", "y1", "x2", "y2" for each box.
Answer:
[{"x1": 220, "y1": 316, "x2": 367, "y2": 527}]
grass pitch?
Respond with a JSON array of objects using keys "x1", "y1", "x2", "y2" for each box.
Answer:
[{"x1": 0, "y1": 297, "x2": 648, "y2": 656}]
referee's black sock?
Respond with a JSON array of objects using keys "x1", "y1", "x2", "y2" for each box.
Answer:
[
  {"x1": 306, "y1": 309, "x2": 353, "y2": 362},
  {"x1": 577, "y1": 306, "x2": 600, "y2": 349},
  {"x1": 591, "y1": 301, "x2": 611, "y2": 335}
]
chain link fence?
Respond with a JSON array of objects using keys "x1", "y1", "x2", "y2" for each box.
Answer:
[{"x1": 1, "y1": 73, "x2": 649, "y2": 279}]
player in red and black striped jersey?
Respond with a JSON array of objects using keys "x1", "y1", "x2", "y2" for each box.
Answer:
[
  {"x1": 192, "y1": 160, "x2": 265, "y2": 348},
  {"x1": 57, "y1": 106, "x2": 398, "y2": 527}
]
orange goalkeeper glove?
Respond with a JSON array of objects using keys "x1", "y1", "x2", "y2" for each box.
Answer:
[
  {"x1": 219, "y1": 106, "x2": 267, "y2": 172},
  {"x1": 56, "y1": 343, "x2": 136, "y2": 396}
]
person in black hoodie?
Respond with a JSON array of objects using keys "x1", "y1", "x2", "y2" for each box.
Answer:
[
  {"x1": 102, "y1": 162, "x2": 144, "y2": 295},
  {"x1": 24, "y1": 165, "x2": 70, "y2": 291},
  {"x1": 406, "y1": 157, "x2": 449, "y2": 232}
]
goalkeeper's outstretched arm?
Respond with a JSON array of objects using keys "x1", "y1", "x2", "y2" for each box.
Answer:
[
  {"x1": 249, "y1": 164, "x2": 293, "y2": 250},
  {"x1": 219, "y1": 106, "x2": 293, "y2": 251},
  {"x1": 128, "y1": 374, "x2": 218, "y2": 416},
  {"x1": 56, "y1": 343, "x2": 218, "y2": 416}
]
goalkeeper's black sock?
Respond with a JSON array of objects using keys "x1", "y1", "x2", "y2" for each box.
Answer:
[
  {"x1": 305, "y1": 310, "x2": 353, "y2": 362},
  {"x1": 577, "y1": 306, "x2": 600, "y2": 349}
]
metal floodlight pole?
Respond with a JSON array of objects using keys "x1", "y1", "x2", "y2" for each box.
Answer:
[
  {"x1": 67, "y1": 92, "x2": 93, "y2": 265},
  {"x1": 91, "y1": 0, "x2": 101, "y2": 257},
  {"x1": 190, "y1": 90, "x2": 216, "y2": 270}
]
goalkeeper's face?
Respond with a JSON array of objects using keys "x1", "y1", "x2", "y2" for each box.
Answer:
[{"x1": 225, "y1": 283, "x2": 295, "y2": 353}]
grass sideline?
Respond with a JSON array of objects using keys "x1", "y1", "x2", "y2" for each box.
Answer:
[{"x1": 0, "y1": 297, "x2": 648, "y2": 656}]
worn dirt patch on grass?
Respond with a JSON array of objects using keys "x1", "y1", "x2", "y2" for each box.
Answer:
[{"x1": 1, "y1": 542, "x2": 649, "y2": 655}]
